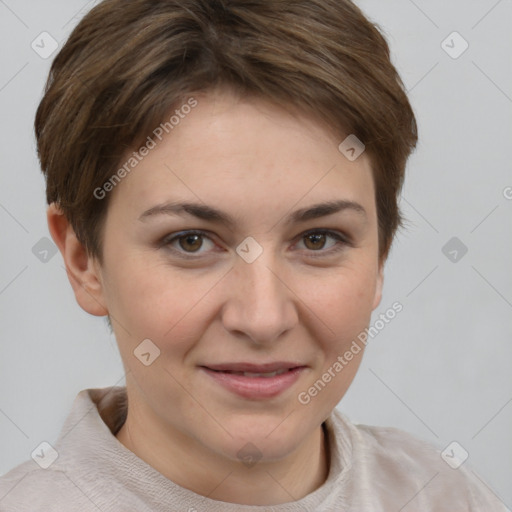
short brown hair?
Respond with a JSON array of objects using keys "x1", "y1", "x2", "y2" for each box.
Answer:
[{"x1": 35, "y1": 0, "x2": 417, "y2": 262}]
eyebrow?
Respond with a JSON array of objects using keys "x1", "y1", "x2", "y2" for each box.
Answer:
[{"x1": 138, "y1": 199, "x2": 367, "y2": 228}]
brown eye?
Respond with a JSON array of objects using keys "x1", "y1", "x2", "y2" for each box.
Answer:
[
  {"x1": 161, "y1": 230, "x2": 216, "y2": 257},
  {"x1": 303, "y1": 232, "x2": 328, "y2": 250},
  {"x1": 178, "y1": 233, "x2": 203, "y2": 252},
  {"x1": 296, "y1": 229, "x2": 350, "y2": 258}
]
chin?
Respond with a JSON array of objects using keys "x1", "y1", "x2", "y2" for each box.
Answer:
[{"x1": 209, "y1": 416, "x2": 309, "y2": 463}]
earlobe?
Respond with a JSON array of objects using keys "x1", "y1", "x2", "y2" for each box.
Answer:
[
  {"x1": 47, "y1": 203, "x2": 108, "y2": 317},
  {"x1": 372, "y1": 263, "x2": 384, "y2": 310}
]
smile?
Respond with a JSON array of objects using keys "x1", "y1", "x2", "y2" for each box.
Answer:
[{"x1": 200, "y1": 363, "x2": 307, "y2": 400}]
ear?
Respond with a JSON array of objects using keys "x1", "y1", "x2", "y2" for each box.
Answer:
[
  {"x1": 372, "y1": 262, "x2": 384, "y2": 310},
  {"x1": 47, "y1": 203, "x2": 108, "y2": 316}
]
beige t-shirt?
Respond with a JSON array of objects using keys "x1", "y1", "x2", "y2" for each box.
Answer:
[{"x1": 0, "y1": 386, "x2": 507, "y2": 511}]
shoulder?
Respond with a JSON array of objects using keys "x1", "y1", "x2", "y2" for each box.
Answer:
[
  {"x1": 0, "y1": 462, "x2": 94, "y2": 512},
  {"x1": 0, "y1": 387, "x2": 128, "y2": 512},
  {"x1": 328, "y1": 410, "x2": 508, "y2": 511}
]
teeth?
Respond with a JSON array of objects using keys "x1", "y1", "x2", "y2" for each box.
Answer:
[
  {"x1": 211, "y1": 368, "x2": 294, "y2": 377},
  {"x1": 242, "y1": 369, "x2": 288, "y2": 378}
]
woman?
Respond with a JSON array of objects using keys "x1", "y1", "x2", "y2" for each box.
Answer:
[{"x1": 0, "y1": 0, "x2": 506, "y2": 510}]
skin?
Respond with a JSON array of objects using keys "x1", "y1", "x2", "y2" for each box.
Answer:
[{"x1": 48, "y1": 88, "x2": 384, "y2": 506}]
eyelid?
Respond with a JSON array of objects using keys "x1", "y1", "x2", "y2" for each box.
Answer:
[
  {"x1": 159, "y1": 230, "x2": 218, "y2": 259},
  {"x1": 160, "y1": 228, "x2": 352, "y2": 259},
  {"x1": 293, "y1": 229, "x2": 353, "y2": 258}
]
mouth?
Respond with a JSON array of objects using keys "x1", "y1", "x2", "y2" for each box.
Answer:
[
  {"x1": 199, "y1": 362, "x2": 307, "y2": 399},
  {"x1": 211, "y1": 368, "x2": 291, "y2": 378}
]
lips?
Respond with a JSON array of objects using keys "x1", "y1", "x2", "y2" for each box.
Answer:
[
  {"x1": 202, "y1": 362, "x2": 305, "y2": 375},
  {"x1": 200, "y1": 362, "x2": 307, "y2": 399}
]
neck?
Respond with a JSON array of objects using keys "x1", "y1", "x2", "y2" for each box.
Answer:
[{"x1": 115, "y1": 396, "x2": 329, "y2": 505}]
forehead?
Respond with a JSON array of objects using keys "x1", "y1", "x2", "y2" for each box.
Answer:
[{"x1": 107, "y1": 90, "x2": 377, "y2": 225}]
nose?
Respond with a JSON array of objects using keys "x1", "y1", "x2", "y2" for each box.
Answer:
[{"x1": 220, "y1": 250, "x2": 298, "y2": 346}]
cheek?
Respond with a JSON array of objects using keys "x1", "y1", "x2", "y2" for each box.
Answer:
[
  {"x1": 104, "y1": 259, "x2": 220, "y2": 350},
  {"x1": 308, "y1": 267, "x2": 377, "y2": 343},
  {"x1": 302, "y1": 270, "x2": 376, "y2": 405}
]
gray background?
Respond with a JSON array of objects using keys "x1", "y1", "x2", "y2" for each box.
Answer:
[{"x1": 1, "y1": 0, "x2": 511, "y2": 507}]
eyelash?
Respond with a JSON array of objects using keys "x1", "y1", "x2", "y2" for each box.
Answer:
[{"x1": 160, "y1": 229, "x2": 352, "y2": 260}]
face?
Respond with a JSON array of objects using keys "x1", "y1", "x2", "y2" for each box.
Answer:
[{"x1": 87, "y1": 89, "x2": 383, "y2": 463}]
